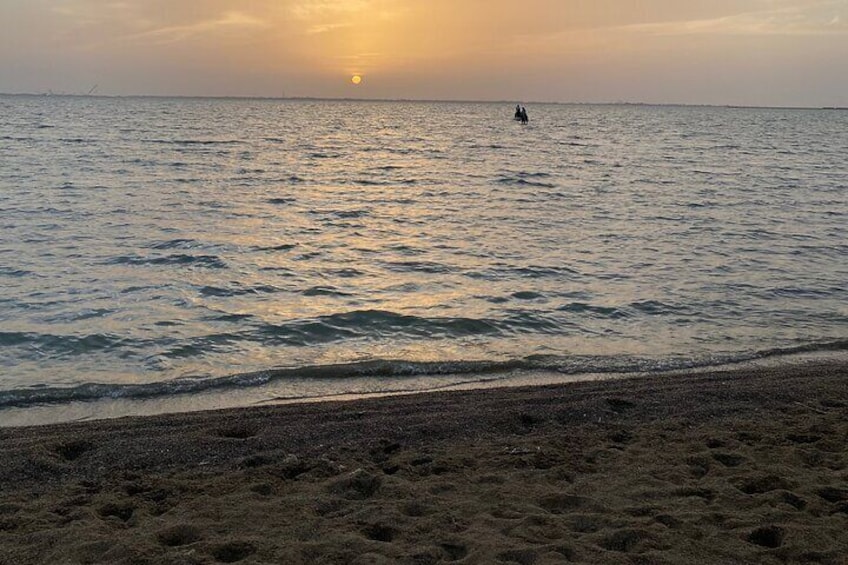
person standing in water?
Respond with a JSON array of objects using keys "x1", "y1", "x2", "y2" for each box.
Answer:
[{"x1": 520, "y1": 106, "x2": 528, "y2": 124}]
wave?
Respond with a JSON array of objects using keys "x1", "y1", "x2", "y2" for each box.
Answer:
[
  {"x1": 253, "y1": 243, "x2": 298, "y2": 252},
  {"x1": 558, "y1": 302, "x2": 627, "y2": 318},
  {"x1": 383, "y1": 260, "x2": 454, "y2": 274},
  {"x1": 351, "y1": 178, "x2": 394, "y2": 186},
  {"x1": 2, "y1": 340, "x2": 846, "y2": 409},
  {"x1": 564, "y1": 299, "x2": 697, "y2": 321},
  {"x1": 515, "y1": 265, "x2": 582, "y2": 279},
  {"x1": 7, "y1": 294, "x2": 842, "y2": 365},
  {"x1": 0, "y1": 267, "x2": 33, "y2": 277},
  {"x1": 197, "y1": 284, "x2": 280, "y2": 298},
  {"x1": 107, "y1": 253, "x2": 227, "y2": 269},
  {"x1": 0, "y1": 331, "x2": 130, "y2": 354},
  {"x1": 150, "y1": 238, "x2": 201, "y2": 250},
  {"x1": 495, "y1": 173, "x2": 557, "y2": 188},
  {"x1": 247, "y1": 310, "x2": 507, "y2": 345},
  {"x1": 143, "y1": 139, "x2": 243, "y2": 146},
  {"x1": 302, "y1": 286, "x2": 351, "y2": 297},
  {"x1": 0, "y1": 310, "x2": 557, "y2": 360},
  {"x1": 630, "y1": 300, "x2": 694, "y2": 316},
  {"x1": 756, "y1": 339, "x2": 848, "y2": 359},
  {"x1": 512, "y1": 291, "x2": 546, "y2": 300}
]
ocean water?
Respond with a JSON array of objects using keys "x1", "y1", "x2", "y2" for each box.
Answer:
[{"x1": 1, "y1": 95, "x2": 846, "y2": 425}]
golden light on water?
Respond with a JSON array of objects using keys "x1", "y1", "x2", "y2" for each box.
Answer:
[{"x1": 351, "y1": 75, "x2": 362, "y2": 85}]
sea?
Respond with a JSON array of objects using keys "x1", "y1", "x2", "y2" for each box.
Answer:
[{"x1": 1, "y1": 95, "x2": 846, "y2": 426}]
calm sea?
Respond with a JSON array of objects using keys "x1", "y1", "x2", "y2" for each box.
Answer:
[{"x1": 1, "y1": 95, "x2": 846, "y2": 425}]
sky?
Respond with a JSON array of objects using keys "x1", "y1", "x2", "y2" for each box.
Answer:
[{"x1": 1, "y1": 0, "x2": 846, "y2": 106}]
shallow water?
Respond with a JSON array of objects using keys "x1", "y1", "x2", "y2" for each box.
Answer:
[{"x1": 1, "y1": 95, "x2": 846, "y2": 423}]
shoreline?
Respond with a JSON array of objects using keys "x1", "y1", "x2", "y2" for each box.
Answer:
[
  {"x1": 2, "y1": 361, "x2": 847, "y2": 563},
  {"x1": 3, "y1": 349, "x2": 845, "y2": 429}
]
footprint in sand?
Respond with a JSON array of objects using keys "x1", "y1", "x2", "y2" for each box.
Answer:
[
  {"x1": 362, "y1": 523, "x2": 396, "y2": 542},
  {"x1": 157, "y1": 523, "x2": 202, "y2": 547},
  {"x1": 746, "y1": 525, "x2": 784, "y2": 548},
  {"x1": 97, "y1": 500, "x2": 136, "y2": 522},
  {"x1": 712, "y1": 452, "x2": 747, "y2": 467},
  {"x1": 210, "y1": 540, "x2": 256, "y2": 563},
  {"x1": 53, "y1": 440, "x2": 94, "y2": 461},
  {"x1": 440, "y1": 542, "x2": 468, "y2": 561},
  {"x1": 597, "y1": 528, "x2": 657, "y2": 553}
]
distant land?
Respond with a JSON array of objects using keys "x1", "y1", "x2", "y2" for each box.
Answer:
[{"x1": 1, "y1": 91, "x2": 846, "y2": 111}]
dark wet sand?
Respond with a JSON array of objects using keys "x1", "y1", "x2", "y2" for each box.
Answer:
[{"x1": 1, "y1": 362, "x2": 847, "y2": 564}]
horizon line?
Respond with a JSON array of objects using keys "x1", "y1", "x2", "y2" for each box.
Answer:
[{"x1": 1, "y1": 91, "x2": 845, "y2": 111}]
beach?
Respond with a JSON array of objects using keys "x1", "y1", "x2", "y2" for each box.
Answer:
[
  {"x1": 3, "y1": 11, "x2": 848, "y2": 565},
  {"x1": 2, "y1": 362, "x2": 846, "y2": 564}
]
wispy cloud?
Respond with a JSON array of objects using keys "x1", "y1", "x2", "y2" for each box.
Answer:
[
  {"x1": 46, "y1": 1, "x2": 271, "y2": 48},
  {"x1": 50, "y1": 0, "x2": 144, "y2": 27},
  {"x1": 306, "y1": 22, "x2": 352, "y2": 35},
  {"x1": 290, "y1": 0, "x2": 404, "y2": 35},
  {"x1": 289, "y1": 0, "x2": 376, "y2": 19},
  {"x1": 125, "y1": 11, "x2": 268, "y2": 44},
  {"x1": 505, "y1": 0, "x2": 847, "y2": 60},
  {"x1": 621, "y1": 1, "x2": 848, "y2": 37}
]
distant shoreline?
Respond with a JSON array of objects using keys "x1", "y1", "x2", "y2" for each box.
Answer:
[{"x1": 1, "y1": 91, "x2": 845, "y2": 111}]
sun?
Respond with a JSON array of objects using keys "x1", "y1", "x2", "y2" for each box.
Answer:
[{"x1": 351, "y1": 75, "x2": 362, "y2": 85}]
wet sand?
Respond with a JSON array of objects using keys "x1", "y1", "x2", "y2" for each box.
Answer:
[{"x1": 1, "y1": 362, "x2": 847, "y2": 564}]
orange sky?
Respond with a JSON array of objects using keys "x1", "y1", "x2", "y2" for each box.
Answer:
[{"x1": 1, "y1": 0, "x2": 846, "y2": 106}]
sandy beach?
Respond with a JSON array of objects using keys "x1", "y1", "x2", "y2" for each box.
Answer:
[{"x1": 1, "y1": 362, "x2": 847, "y2": 564}]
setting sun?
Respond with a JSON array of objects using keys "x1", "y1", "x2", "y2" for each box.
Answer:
[{"x1": 1, "y1": 1, "x2": 846, "y2": 105}]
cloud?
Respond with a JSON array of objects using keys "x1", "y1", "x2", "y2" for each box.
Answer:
[
  {"x1": 620, "y1": 1, "x2": 848, "y2": 37},
  {"x1": 289, "y1": 0, "x2": 378, "y2": 19},
  {"x1": 5, "y1": 0, "x2": 845, "y2": 103},
  {"x1": 124, "y1": 11, "x2": 268, "y2": 44},
  {"x1": 306, "y1": 22, "x2": 353, "y2": 35},
  {"x1": 498, "y1": 0, "x2": 847, "y2": 63},
  {"x1": 43, "y1": 1, "x2": 272, "y2": 48}
]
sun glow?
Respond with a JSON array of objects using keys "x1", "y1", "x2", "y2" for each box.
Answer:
[{"x1": 4, "y1": 1, "x2": 846, "y2": 105}]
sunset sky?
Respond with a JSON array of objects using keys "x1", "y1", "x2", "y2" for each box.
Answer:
[{"x1": 1, "y1": 0, "x2": 846, "y2": 106}]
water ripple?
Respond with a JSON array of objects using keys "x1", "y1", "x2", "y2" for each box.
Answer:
[{"x1": 1, "y1": 96, "x2": 846, "y2": 414}]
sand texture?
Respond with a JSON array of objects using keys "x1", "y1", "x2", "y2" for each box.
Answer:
[{"x1": 1, "y1": 362, "x2": 847, "y2": 564}]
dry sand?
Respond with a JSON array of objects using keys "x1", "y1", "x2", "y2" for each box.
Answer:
[{"x1": 1, "y1": 362, "x2": 847, "y2": 564}]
